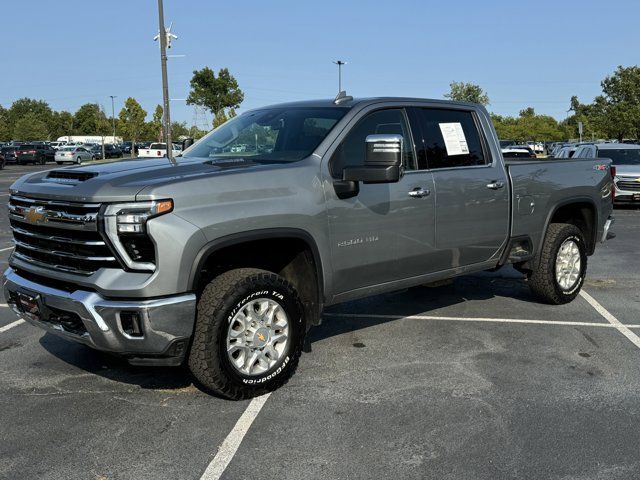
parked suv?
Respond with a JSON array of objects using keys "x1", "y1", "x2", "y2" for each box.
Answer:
[
  {"x1": 3, "y1": 97, "x2": 615, "y2": 399},
  {"x1": 15, "y1": 143, "x2": 56, "y2": 165},
  {"x1": 574, "y1": 143, "x2": 640, "y2": 204}
]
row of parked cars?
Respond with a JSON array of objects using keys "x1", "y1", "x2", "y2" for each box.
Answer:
[{"x1": 0, "y1": 141, "x2": 125, "y2": 167}]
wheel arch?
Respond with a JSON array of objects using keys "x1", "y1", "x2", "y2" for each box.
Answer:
[
  {"x1": 189, "y1": 228, "x2": 325, "y2": 326},
  {"x1": 541, "y1": 197, "x2": 598, "y2": 256}
]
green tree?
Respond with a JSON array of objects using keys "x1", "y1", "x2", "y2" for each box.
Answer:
[
  {"x1": 7, "y1": 98, "x2": 53, "y2": 139},
  {"x1": 13, "y1": 113, "x2": 49, "y2": 140},
  {"x1": 0, "y1": 105, "x2": 9, "y2": 141},
  {"x1": 187, "y1": 67, "x2": 244, "y2": 126},
  {"x1": 445, "y1": 81, "x2": 490, "y2": 106},
  {"x1": 151, "y1": 104, "x2": 163, "y2": 141},
  {"x1": 49, "y1": 111, "x2": 74, "y2": 140},
  {"x1": 74, "y1": 103, "x2": 107, "y2": 135},
  {"x1": 118, "y1": 98, "x2": 147, "y2": 158}
]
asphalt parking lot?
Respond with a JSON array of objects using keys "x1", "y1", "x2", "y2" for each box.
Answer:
[{"x1": 1, "y1": 163, "x2": 639, "y2": 480}]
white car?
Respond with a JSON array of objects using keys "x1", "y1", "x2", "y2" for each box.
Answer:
[
  {"x1": 55, "y1": 146, "x2": 95, "y2": 165},
  {"x1": 138, "y1": 142, "x2": 182, "y2": 158}
]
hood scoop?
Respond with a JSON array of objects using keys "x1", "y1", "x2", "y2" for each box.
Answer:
[{"x1": 45, "y1": 170, "x2": 99, "y2": 183}]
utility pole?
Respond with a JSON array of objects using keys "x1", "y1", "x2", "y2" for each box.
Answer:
[
  {"x1": 156, "y1": 0, "x2": 174, "y2": 163},
  {"x1": 109, "y1": 95, "x2": 117, "y2": 143},
  {"x1": 333, "y1": 60, "x2": 346, "y2": 93}
]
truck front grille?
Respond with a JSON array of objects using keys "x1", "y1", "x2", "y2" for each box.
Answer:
[
  {"x1": 616, "y1": 178, "x2": 640, "y2": 192},
  {"x1": 8, "y1": 195, "x2": 120, "y2": 275}
]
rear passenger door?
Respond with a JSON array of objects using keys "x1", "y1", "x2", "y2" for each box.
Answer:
[{"x1": 412, "y1": 107, "x2": 510, "y2": 268}]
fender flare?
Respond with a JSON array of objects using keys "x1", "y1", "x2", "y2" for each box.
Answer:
[
  {"x1": 188, "y1": 227, "x2": 325, "y2": 304},
  {"x1": 538, "y1": 196, "x2": 599, "y2": 260}
]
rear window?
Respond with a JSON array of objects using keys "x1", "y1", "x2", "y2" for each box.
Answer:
[
  {"x1": 18, "y1": 144, "x2": 34, "y2": 150},
  {"x1": 150, "y1": 143, "x2": 166, "y2": 149},
  {"x1": 597, "y1": 148, "x2": 640, "y2": 165},
  {"x1": 415, "y1": 108, "x2": 488, "y2": 169},
  {"x1": 60, "y1": 147, "x2": 75, "y2": 151}
]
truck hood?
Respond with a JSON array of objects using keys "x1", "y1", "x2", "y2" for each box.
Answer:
[
  {"x1": 9, "y1": 156, "x2": 272, "y2": 202},
  {"x1": 614, "y1": 164, "x2": 640, "y2": 177}
]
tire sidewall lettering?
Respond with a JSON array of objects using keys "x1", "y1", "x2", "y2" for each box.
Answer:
[
  {"x1": 556, "y1": 234, "x2": 586, "y2": 296},
  {"x1": 221, "y1": 282, "x2": 301, "y2": 387}
]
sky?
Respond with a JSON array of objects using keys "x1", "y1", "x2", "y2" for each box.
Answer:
[{"x1": 2, "y1": 0, "x2": 639, "y2": 127}]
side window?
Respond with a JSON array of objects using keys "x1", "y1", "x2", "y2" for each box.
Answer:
[
  {"x1": 416, "y1": 108, "x2": 488, "y2": 169},
  {"x1": 331, "y1": 109, "x2": 415, "y2": 177}
]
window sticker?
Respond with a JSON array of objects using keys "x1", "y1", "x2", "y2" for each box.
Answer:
[{"x1": 438, "y1": 122, "x2": 469, "y2": 156}]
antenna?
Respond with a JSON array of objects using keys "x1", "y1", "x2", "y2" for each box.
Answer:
[{"x1": 333, "y1": 60, "x2": 347, "y2": 94}]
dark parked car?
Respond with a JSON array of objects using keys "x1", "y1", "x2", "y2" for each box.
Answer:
[
  {"x1": 104, "y1": 144, "x2": 123, "y2": 159},
  {"x1": 121, "y1": 141, "x2": 138, "y2": 154},
  {"x1": 89, "y1": 145, "x2": 104, "y2": 160},
  {"x1": 14, "y1": 143, "x2": 56, "y2": 165},
  {"x1": 0, "y1": 146, "x2": 18, "y2": 165}
]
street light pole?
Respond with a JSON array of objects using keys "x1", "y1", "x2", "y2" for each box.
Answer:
[
  {"x1": 157, "y1": 0, "x2": 174, "y2": 163},
  {"x1": 333, "y1": 60, "x2": 346, "y2": 93},
  {"x1": 109, "y1": 95, "x2": 117, "y2": 143}
]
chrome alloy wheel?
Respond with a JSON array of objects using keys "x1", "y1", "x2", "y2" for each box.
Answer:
[
  {"x1": 555, "y1": 239, "x2": 581, "y2": 290},
  {"x1": 226, "y1": 298, "x2": 290, "y2": 376}
]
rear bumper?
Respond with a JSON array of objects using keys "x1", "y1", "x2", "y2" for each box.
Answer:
[{"x1": 2, "y1": 267, "x2": 196, "y2": 365}]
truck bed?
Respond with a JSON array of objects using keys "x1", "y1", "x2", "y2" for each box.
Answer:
[{"x1": 506, "y1": 157, "x2": 613, "y2": 257}]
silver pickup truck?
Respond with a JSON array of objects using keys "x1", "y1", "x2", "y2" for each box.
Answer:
[{"x1": 3, "y1": 97, "x2": 615, "y2": 399}]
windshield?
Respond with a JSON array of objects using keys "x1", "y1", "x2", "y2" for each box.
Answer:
[
  {"x1": 60, "y1": 147, "x2": 75, "y2": 151},
  {"x1": 598, "y1": 148, "x2": 640, "y2": 165},
  {"x1": 183, "y1": 107, "x2": 348, "y2": 162}
]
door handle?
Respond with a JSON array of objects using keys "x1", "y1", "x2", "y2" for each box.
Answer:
[
  {"x1": 486, "y1": 181, "x2": 505, "y2": 190},
  {"x1": 408, "y1": 187, "x2": 430, "y2": 198}
]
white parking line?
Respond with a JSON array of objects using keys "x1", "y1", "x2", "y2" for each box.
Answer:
[
  {"x1": 323, "y1": 312, "x2": 640, "y2": 329},
  {"x1": 0, "y1": 319, "x2": 25, "y2": 333},
  {"x1": 200, "y1": 393, "x2": 272, "y2": 480},
  {"x1": 0, "y1": 303, "x2": 8, "y2": 308},
  {"x1": 0, "y1": 246, "x2": 14, "y2": 253},
  {"x1": 580, "y1": 290, "x2": 640, "y2": 349}
]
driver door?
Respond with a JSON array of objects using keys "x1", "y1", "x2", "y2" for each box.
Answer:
[{"x1": 323, "y1": 107, "x2": 437, "y2": 295}]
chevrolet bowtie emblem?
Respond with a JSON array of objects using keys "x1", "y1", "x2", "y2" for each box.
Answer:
[
  {"x1": 257, "y1": 333, "x2": 266, "y2": 342},
  {"x1": 24, "y1": 206, "x2": 46, "y2": 225}
]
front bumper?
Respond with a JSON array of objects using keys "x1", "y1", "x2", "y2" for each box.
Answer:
[{"x1": 2, "y1": 267, "x2": 196, "y2": 365}]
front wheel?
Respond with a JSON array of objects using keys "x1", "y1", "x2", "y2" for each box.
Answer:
[
  {"x1": 188, "y1": 268, "x2": 306, "y2": 400},
  {"x1": 528, "y1": 223, "x2": 587, "y2": 304}
]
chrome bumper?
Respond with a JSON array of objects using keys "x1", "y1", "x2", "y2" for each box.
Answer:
[
  {"x1": 601, "y1": 215, "x2": 615, "y2": 243},
  {"x1": 2, "y1": 267, "x2": 196, "y2": 365}
]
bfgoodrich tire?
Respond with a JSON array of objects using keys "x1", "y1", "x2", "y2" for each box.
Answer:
[
  {"x1": 188, "y1": 268, "x2": 306, "y2": 400},
  {"x1": 528, "y1": 223, "x2": 587, "y2": 305}
]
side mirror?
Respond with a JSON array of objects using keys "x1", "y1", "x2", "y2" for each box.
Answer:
[
  {"x1": 342, "y1": 134, "x2": 403, "y2": 184},
  {"x1": 182, "y1": 138, "x2": 195, "y2": 150}
]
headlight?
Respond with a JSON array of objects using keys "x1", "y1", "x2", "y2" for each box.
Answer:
[{"x1": 103, "y1": 200, "x2": 173, "y2": 271}]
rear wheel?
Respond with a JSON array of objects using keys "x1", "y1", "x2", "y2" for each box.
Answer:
[
  {"x1": 189, "y1": 268, "x2": 306, "y2": 400},
  {"x1": 528, "y1": 223, "x2": 587, "y2": 304}
]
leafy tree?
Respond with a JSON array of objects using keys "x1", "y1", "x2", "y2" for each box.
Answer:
[
  {"x1": 13, "y1": 113, "x2": 49, "y2": 140},
  {"x1": 118, "y1": 98, "x2": 147, "y2": 157},
  {"x1": 171, "y1": 121, "x2": 190, "y2": 139},
  {"x1": 0, "y1": 105, "x2": 9, "y2": 141},
  {"x1": 491, "y1": 108, "x2": 565, "y2": 142},
  {"x1": 151, "y1": 105, "x2": 163, "y2": 141},
  {"x1": 445, "y1": 81, "x2": 490, "y2": 106},
  {"x1": 7, "y1": 98, "x2": 53, "y2": 139},
  {"x1": 74, "y1": 103, "x2": 107, "y2": 135},
  {"x1": 187, "y1": 67, "x2": 244, "y2": 126},
  {"x1": 49, "y1": 110, "x2": 74, "y2": 140}
]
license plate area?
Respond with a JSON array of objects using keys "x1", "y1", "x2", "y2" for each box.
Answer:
[
  {"x1": 13, "y1": 291, "x2": 42, "y2": 320},
  {"x1": 633, "y1": 193, "x2": 640, "y2": 201}
]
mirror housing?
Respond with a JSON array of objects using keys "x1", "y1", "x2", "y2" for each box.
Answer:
[
  {"x1": 342, "y1": 134, "x2": 403, "y2": 184},
  {"x1": 182, "y1": 138, "x2": 195, "y2": 150}
]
